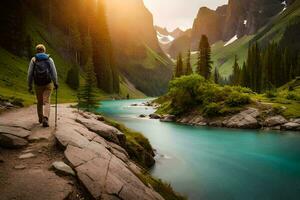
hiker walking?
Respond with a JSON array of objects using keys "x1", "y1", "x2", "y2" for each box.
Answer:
[{"x1": 27, "y1": 44, "x2": 59, "y2": 127}]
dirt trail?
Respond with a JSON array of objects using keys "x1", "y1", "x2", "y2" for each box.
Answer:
[{"x1": 0, "y1": 105, "x2": 85, "y2": 200}]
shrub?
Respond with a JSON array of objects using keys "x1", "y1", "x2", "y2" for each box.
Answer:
[
  {"x1": 203, "y1": 103, "x2": 222, "y2": 117},
  {"x1": 225, "y1": 91, "x2": 250, "y2": 107},
  {"x1": 286, "y1": 92, "x2": 300, "y2": 101},
  {"x1": 265, "y1": 90, "x2": 277, "y2": 98}
]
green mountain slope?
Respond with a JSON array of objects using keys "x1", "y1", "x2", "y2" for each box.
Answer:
[{"x1": 0, "y1": 12, "x2": 145, "y2": 105}]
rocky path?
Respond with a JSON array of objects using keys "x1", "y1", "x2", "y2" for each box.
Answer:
[{"x1": 0, "y1": 105, "x2": 164, "y2": 200}]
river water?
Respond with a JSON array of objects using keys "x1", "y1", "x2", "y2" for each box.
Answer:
[{"x1": 97, "y1": 99, "x2": 300, "y2": 200}]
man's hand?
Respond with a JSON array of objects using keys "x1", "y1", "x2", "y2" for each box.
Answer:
[{"x1": 54, "y1": 83, "x2": 59, "y2": 90}]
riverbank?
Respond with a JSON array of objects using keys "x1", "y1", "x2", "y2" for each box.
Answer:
[
  {"x1": 0, "y1": 104, "x2": 185, "y2": 200},
  {"x1": 146, "y1": 75, "x2": 300, "y2": 132},
  {"x1": 134, "y1": 101, "x2": 300, "y2": 132}
]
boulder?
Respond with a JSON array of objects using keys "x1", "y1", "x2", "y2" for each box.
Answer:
[
  {"x1": 160, "y1": 115, "x2": 176, "y2": 122},
  {"x1": 139, "y1": 114, "x2": 147, "y2": 118},
  {"x1": 0, "y1": 125, "x2": 31, "y2": 138},
  {"x1": 55, "y1": 125, "x2": 90, "y2": 149},
  {"x1": 281, "y1": 122, "x2": 300, "y2": 131},
  {"x1": 264, "y1": 115, "x2": 288, "y2": 127},
  {"x1": 291, "y1": 118, "x2": 300, "y2": 124},
  {"x1": 0, "y1": 134, "x2": 28, "y2": 149},
  {"x1": 149, "y1": 113, "x2": 161, "y2": 119},
  {"x1": 52, "y1": 161, "x2": 75, "y2": 176},
  {"x1": 224, "y1": 108, "x2": 260, "y2": 129},
  {"x1": 76, "y1": 117, "x2": 126, "y2": 147},
  {"x1": 209, "y1": 120, "x2": 223, "y2": 127}
]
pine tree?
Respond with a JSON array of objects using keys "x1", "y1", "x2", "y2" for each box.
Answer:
[
  {"x1": 78, "y1": 58, "x2": 99, "y2": 111},
  {"x1": 175, "y1": 53, "x2": 184, "y2": 77},
  {"x1": 241, "y1": 62, "x2": 249, "y2": 87},
  {"x1": 231, "y1": 55, "x2": 241, "y2": 85},
  {"x1": 185, "y1": 50, "x2": 193, "y2": 75},
  {"x1": 197, "y1": 35, "x2": 212, "y2": 79},
  {"x1": 214, "y1": 67, "x2": 220, "y2": 84}
]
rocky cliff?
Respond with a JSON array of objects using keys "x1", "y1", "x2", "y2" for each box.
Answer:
[
  {"x1": 105, "y1": 0, "x2": 173, "y2": 96},
  {"x1": 168, "y1": 0, "x2": 288, "y2": 57}
]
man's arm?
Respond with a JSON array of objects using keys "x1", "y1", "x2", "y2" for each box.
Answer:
[
  {"x1": 49, "y1": 58, "x2": 58, "y2": 87},
  {"x1": 27, "y1": 58, "x2": 35, "y2": 91}
]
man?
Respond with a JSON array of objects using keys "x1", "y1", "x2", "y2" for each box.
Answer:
[{"x1": 27, "y1": 44, "x2": 58, "y2": 127}]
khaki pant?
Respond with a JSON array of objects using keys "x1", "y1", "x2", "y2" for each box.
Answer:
[{"x1": 35, "y1": 83, "x2": 52, "y2": 120}]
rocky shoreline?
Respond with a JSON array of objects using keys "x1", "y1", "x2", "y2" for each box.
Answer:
[
  {"x1": 0, "y1": 104, "x2": 177, "y2": 200},
  {"x1": 135, "y1": 102, "x2": 300, "y2": 132}
]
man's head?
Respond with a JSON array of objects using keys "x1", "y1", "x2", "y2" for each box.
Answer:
[{"x1": 36, "y1": 44, "x2": 46, "y2": 53}]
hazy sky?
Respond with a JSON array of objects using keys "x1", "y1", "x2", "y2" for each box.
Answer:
[{"x1": 143, "y1": 0, "x2": 228, "y2": 31}]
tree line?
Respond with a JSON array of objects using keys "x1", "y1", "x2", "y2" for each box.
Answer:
[
  {"x1": 174, "y1": 33, "x2": 300, "y2": 93},
  {"x1": 229, "y1": 42, "x2": 300, "y2": 92}
]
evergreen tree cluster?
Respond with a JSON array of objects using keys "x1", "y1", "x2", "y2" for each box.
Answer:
[
  {"x1": 174, "y1": 34, "x2": 212, "y2": 79},
  {"x1": 0, "y1": 0, "x2": 120, "y2": 94},
  {"x1": 230, "y1": 42, "x2": 300, "y2": 92}
]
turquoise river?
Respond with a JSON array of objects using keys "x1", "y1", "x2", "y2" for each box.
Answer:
[{"x1": 98, "y1": 99, "x2": 300, "y2": 200}]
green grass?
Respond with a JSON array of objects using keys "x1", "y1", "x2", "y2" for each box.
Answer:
[
  {"x1": 119, "y1": 76, "x2": 146, "y2": 99},
  {"x1": 137, "y1": 172, "x2": 187, "y2": 200},
  {"x1": 252, "y1": 79, "x2": 300, "y2": 118}
]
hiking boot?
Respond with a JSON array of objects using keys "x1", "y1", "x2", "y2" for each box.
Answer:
[{"x1": 42, "y1": 117, "x2": 49, "y2": 127}]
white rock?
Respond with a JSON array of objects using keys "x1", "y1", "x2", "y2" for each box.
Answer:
[{"x1": 52, "y1": 161, "x2": 75, "y2": 176}]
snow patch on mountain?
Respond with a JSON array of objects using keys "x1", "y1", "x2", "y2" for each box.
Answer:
[
  {"x1": 281, "y1": 1, "x2": 287, "y2": 13},
  {"x1": 157, "y1": 31, "x2": 174, "y2": 45},
  {"x1": 224, "y1": 35, "x2": 238, "y2": 46}
]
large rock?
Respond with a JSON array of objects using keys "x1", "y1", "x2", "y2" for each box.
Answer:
[
  {"x1": 76, "y1": 117, "x2": 126, "y2": 147},
  {"x1": 224, "y1": 108, "x2": 260, "y2": 129},
  {"x1": 149, "y1": 114, "x2": 161, "y2": 119},
  {"x1": 264, "y1": 115, "x2": 288, "y2": 127},
  {"x1": 281, "y1": 122, "x2": 300, "y2": 131},
  {"x1": 55, "y1": 125, "x2": 90, "y2": 149},
  {"x1": 160, "y1": 115, "x2": 176, "y2": 122},
  {"x1": 0, "y1": 125, "x2": 31, "y2": 138},
  {"x1": 0, "y1": 134, "x2": 28, "y2": 149},
  {"x1": 66, "y1": 145, "x2": 163, "y2": 200}
]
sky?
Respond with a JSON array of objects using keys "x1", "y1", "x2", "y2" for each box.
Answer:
[{"x1": 143, "y1": 0, "x2": 228, "y2": 31}]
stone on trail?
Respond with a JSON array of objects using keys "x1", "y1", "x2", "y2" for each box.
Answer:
[
  {"x1": 14, "y1": 164, "x2": 27, "y2": 170},
  {"x1": 0, "y1": 125, "x2": 31, "y2": 138},
  {"x1": 0, "y1": 134, "x2": 28, "y2": 149},
  {"x1": 52, "y1": 161, "x2": 75, "y2": 176},
  {"x1": 19, "y1": 153, "x2": 36, "y2": 159}
]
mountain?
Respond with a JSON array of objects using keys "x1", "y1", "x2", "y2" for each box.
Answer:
[
  {"x1": 170, "y1": 28, "x2": 185, "y2": 38},
  {"x1": 105, "y1": 0, "x2": 173, "y2": 96},
  {"x1": 168, "y1": 0, "x2": 287, "y2": 59},
  {"x1": 188, "y1": 0, "x2": 300, "y2": 77}
]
